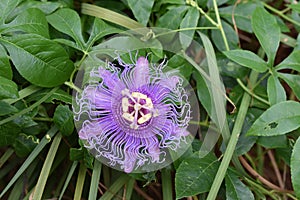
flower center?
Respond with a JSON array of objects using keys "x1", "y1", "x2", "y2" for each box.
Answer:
[{"x1": 121, "y1": 89, "x2": 158, "y2": 129}]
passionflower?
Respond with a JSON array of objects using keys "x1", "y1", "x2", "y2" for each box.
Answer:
[{"x1": 74, "y1": 55, "x2": 193, "y2": 173}]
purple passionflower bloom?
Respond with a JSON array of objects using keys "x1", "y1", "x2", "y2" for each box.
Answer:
[{"x1": 74, "y1": 56, "x2": 191, "y2": 173}]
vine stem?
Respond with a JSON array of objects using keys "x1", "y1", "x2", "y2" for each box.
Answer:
[
  {"x1": 212, "y1": 0, "x2": 230, "y2": 51},
  {"x1": 207, "y1": 71, "x2": 259, "y2": 200},
  {"x1": 263, "y1": 2, "x2": 300, "y2": 27}
]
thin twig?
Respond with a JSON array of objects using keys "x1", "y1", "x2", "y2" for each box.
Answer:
[
  {"x1": 134, "y1": 183, "x2": 154, "y2": 200},
  {"x1": 267, "y1": 150, "x2": 284, "y2": 189},
  {"x1": 239, "y1": 156, "x2": 294, "y2": 193}
]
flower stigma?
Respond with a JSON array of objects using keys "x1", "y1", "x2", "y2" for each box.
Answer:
[{"x1": 121, "y1": 88, "x2": 158, "y2": 129}]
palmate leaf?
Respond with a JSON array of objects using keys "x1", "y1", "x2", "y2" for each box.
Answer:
[
  {"x1": 291, "y1": 137, "x2": 300, "y2": 198},
  {"x1": 252, "y1": 7, "x2": 280, "y2": 66},
  {"x1": 127, "y1": 0, "x2": 154, "y2": 26},
  {"x1": 0, "y1": 44, "x2": 12, "y2": 79},
  {"x1": 0, "y1": 0, "x2": 20, "y2": 24},
  {"x1": 53, "y1": 105, "x2": 74, "y2": 136},
  {"x1": 2, "y1": 8, "x2": 49, "y2": 38},
  {"x1": 247, "y1": 101, "x2": 300, "y2": 136},
  {"x1": 223, "y1": 49, "x2": 268, "y2": 72},
  {"x1": 175, "y1": 152, "x2": 219, "y2": 199},
  {"x1": 1, "y1": 34, "x2": 74, "y2": 87},
  {"x1": 267, "y1": 74, "x2": 286, "y2": 105},
  {"x1": 47, "y1": 8, "x2": 86, "y2": 50}
]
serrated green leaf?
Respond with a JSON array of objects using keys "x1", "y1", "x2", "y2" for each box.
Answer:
[
  {"x1": 47, "y1": 8, "x2": 85, "y2": 50},
  {"x1": 276, "y1": 50, "x2": 300, "y2": 72},
  {"x1": 0, "y1": 121, "x2": 21, "y2": 146},
  {"x1": 53, "y1": 105, "x2": 74, "y2": 136},
  {"x1": 175, "y1": 152, "x2": 219, "y2": 199},
  {"x1": 0, "y1": 76, "x2": 18, "y2": 100},
  {"x1": 0, "y1": 101, "x2": 18, "y2": 116},
  {"x1": 0, "y1": 0, "x2": 20, "y2": 24},
  {"x1": 13, "y1": 134, "x2": 38, "y2": 157},
  {"x1": 127, "y1": 0, "x2": 154, "y2": 26},
  {"x1": 252, "y1": 7, "x2": 280, "y2": 66},
  {"x1": 1, "y1": 34, "x2": 74, "y2": 87},
  {"x1": 291, "y1": 137, "x2": 300, "y2": 198},
  {"x1": 278, "y1": 73, "x2": 300, "y2": 100},
  {"x1": 156, "y1": 6, "x2": 188, "y2": 29},
  {"x1": 0, "y1": 44, "x2": 12, "y2": 79},
  {"x1": 225, "y1": 171, "x2": 254, "y2": 200},
  {"x1": 223, "y1": 49, "x2": 268, "y2": 72},
  {"x1": 3, "y1": 8, "x2": 49, "y2": 38},
  {"x1": 247, "y1": 101, "x2": 300, "y2": 136},
  {"x1": 180, "y1": 7, "x2": 199, "y2": 49},
  {"x1": 211, "y1": 20, "x2": 239, "y2": 51},
  {"x1": 267, "y1": 75, "x2": 286, "y2": 105}
]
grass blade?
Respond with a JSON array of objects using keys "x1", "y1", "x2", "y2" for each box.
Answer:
[
  {"x1": 32, "y1": 133, "x2": 62, "y2": 200},
  {"x1": 89, "y1": 160, "x2": 102, "y2": 200},
  {"x1": 59, "y1": 161, "x2": 79, "y2": 200},
  {"x1": 74, "y1": 163, "x2": 87, "y2": 200}
]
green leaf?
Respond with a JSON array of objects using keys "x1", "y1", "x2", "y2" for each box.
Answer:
[
  {"x1": 225, "y1": 171, "x2": 254, "y2": 200},
  {"x1": 252, "y1": 7, "x2": 280, "y2": 66},
  {"x1": 3, "y1": 8, "x2": 49, "y2": 38},
  {"x1": 223, "y1": 49, "x2": 268, "y2": 72},
  {"x1": 291, "y1": 137, "x2": 300, "y2": 198},
  {"x1": 289, "y1": 3, "x2": 300, "y2": 13},
  {"x1": 267, "y1": 75, "x2": 286, "y2": 106},
  {"x1": 53, "y1": 105, "x2": 74, "y2": 136},
  {"x1": 0, "y1": 101, "x2": 18, "y2": 116},
  {"x1": 0, "y1": 44, "x2": 12, "y2": 79},
  {"x1": 257, "y1": 135, "x2": 288, "y2": 149},
  {"x1": 0, "y1": 76, "x2": 18, "y2": 100},
  {"x1": 247, "y1": 101, "x2": 300, "y2": 136},
  {"x1": 278, "y1": 73, "x2": 300, "y2": 100},
  {"x1": 127, "y1": 0, "x2": 154, "y2": 26},
  {"x1": 0, "y1": 0, "x2": 20, "y2": 24},
  {"x1": 276, "y1": 50, "x2": 300, "y2": 72},
  {"x1": 156, "y1": 6, "x2": 188, "y2": 29},
  {"x1": 86, "y1": 18, "x2": 121, "y2": 49},
  {"x1": 1, "y1": 34, "x2": 74, "y2": 87},
  {"x1": 211, "y1": 20, "x2": 239, "y2": 51},
  {"x1": 219, "y1": 2, "x2": 258, "y2": 33},
  {"x1": 175, "y1": 152, "x2": 219, "y2": 199},
  {"x1": 13, "y1": 134, "x2": 38, "y2": 157},
  {"x1": 47, "y1": 8, "x2": 86, "y2": 50},
  {"x1": 179, "y1": 7, "x2": 199, "y2": 49},
  {"x1": 0, "y1": 121, "x2": 21, "y2": 146}
]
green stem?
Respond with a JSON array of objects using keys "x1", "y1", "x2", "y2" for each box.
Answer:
[
  {"x1": 0, "y1": 148, "x2": 14, "y2": 169},
  {"x1": 237, "y1": 78, "x2": 270, "y2": 105},
  {"x1": 187, "y1": 0, "x2": 218, "y2": 26},
  {"x1": 32, "y1": 133, "x2": 62, "y2": 200},
  {"x1": 263, "y1": 3, "x2": 300, "y2": 27},
  {"x1": 212, "y1": 0, "x2": 230, "y2": 51},
  {"x1": 207, "y1": 71, "x2": 259, "y2": 200},
  {"x1": 74, "y1": 163, "x2": 87, "y2": 200},
  {"x1": 161, "y1": 168, "x2": 173, "y2": 200}
]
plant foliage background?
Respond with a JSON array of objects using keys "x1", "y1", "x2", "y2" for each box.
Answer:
[{"x1": 0, "y1": 0, "x2": 300, "y2": 199}]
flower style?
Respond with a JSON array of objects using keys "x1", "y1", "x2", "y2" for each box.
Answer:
[{"x1": 74, "y1": 55, "x2": 192, "y2": 173}]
